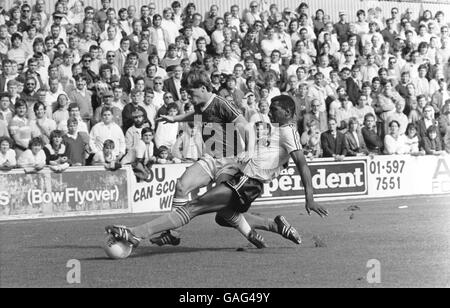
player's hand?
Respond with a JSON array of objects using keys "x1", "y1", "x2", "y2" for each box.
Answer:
[
  {"x1": 156, "y1": 115, "x2": 174, "y2": 123},
  {"x1": 305, "y1": 200, "x2": 328, "y2": 218},
  {"x1": 237, "y1": 151, "x2": 253, "y2": 164}
]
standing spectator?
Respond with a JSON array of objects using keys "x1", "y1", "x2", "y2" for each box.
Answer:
[
  {"x1": 29, "y1": 102, "x2": 56, "y2": 145},
  {"x1": 63, "y1": 117, "x2": 90, "y2": 166},
  {"x1": 172, "y1": 122, "x2": 204, "y2": 162},
  {"x1": 9, "y1": 100, "x2": 32, "y2": 157},
  {"x1": 320, "y1": 117, "x2": 347, "y2": 160},
  {"x1": 93, "y1": 91, "x2": 122, "y2": 127},
  {"x1": 334, "y1": 11, "x2": 350, "y2": 44},
  {"x1": 416, "y1": 105, "x2": 438, "y2": 141},
  {"x1": 52, "y1": 94, "x2": 70, "y2": 132},
  {"x1": 385, "y1": 100, "x2": 408, "y2": 136},
  {"x1": 68, "y1": 74, "x2": 93, "y2": 126},
  {"x1": 149, "y1": 14, "x2": 170, "y2": 60},
  {"x1": 354, "y1": 94, "x2": 376, "y2": 126},
  {"x1": 361, "y1": 113, "x2": 383, "y2": 154},
  {"x1": 122, "y1": 109, "x2": 151, "y2": 165},
  {"x1": 300, "y1": 119, "x2": 322, "y2": 159},
  {"x1": 154, "y1": 103, "x2": 179, "y2": 150},
  {"x1": 43, "y1": 130, "x2": 70, "y2": 172},
  {"x1": 90, "y1": 107, "x2": 126, "y2": 160},
  {"x1": 132, "y1": 127, "x2": 157, "y2": 181},
  {"x1": 163, "y1": 65, "x2": 183, "y2": 101}
]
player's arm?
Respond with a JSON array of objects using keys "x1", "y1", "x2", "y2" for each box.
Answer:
[
  {"x1": 157, "y1": 111, "x2": 195, "y2": 123},
  {"x1": 290, "y1": 149, "x2": 328, "y2": 218}
]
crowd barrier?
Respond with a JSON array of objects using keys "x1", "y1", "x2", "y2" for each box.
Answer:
[
  {"x1": 1, "y1": 154, "x2": 449, "y2": 220},
  {"x1": 4, "y1": 0, "x2": 449, "y2": 24}
]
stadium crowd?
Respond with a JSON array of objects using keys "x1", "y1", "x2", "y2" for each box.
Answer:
[{"x1": 0, "y1": 0, "x2": 450, "y2": 176}]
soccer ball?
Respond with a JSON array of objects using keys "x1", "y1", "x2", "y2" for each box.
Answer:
[{"x1": 103, "y1": 234, "x2": 133, "y2": 259}]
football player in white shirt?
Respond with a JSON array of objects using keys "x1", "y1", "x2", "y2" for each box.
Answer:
[{"x1": 105, "y1": 95, "x2": 328, "y2": 253}]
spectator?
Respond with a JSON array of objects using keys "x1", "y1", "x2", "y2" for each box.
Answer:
[
  {"x1": 404, "y1": 123, "x2": 424, "y2": 156},
  {"x1": 93, "y1": 91, "x2": 122, "y2": 127},
  {"x1": 301, "y1": 119, "x2": 322, "y2": 159},
  {"x1": 421, "y1": 125, "x2": 446, "y2": 156},
  {"x1": 30, "y1": 102, "x2": 56, "y2": 145},
  {"x1": 321, "y1": 117, "x2": 347, "y2": 160},
  {"x1": 362, "y1": 113, "x2": 383, "y2": 154},
  {"x1": 52, "y1": 93, "x2": 70, "y2": 132},
  {"x1": 154, "y1": 103, "x2": 179, "y2": 150},
  {"x1": 68, "y1": 74, "x2": 94, "y2": 126},
  {"x1": 122, "y1": 89, "x2": 148, "y2": 132},
  {"x1": 345, "y1": 117, "x2": 369, "y2": 156},
  {"x1": 155, "y1": 145, "x2": 176, "y2": 164},
  {"x1": 92, "y1": 139, "x2": 122, "y2": 170},
  {"x1": 384, "y1": 120, "x2": 409, "y2": 155},
  {"x1": 0, "y1": 136, "x2": 16, "y2": 170},
  {"x1": 354, "y1": 94, "x2": 376, "y2": 126},
  {"x1": 90, "y1": 107, "x2": 126, "y2": 160},
  {"x1": 416, "y1": 104, "x2": 438, "y2": 141},
  {"x1": 63, "y1": 117, "x2": 90, "y2": 166},
  {"x1": 9, "y1": 100, "x2": 32, "y2": 157},
  {"x1": 0, "y1": 92, "x2": 13, "y2": 125},
  {"x1": 172, "y1": 122, "x2": 204, "y2": 162},
  {"x1": 122, "y1": 109, "x2": 151, "y2": 165},
  {"x1": 43, "y1": 130, "x2": 70, "y2": 172},
  {"x1": 133, "y1": 127, "x2": 157, "y2": 181},
  {"x1": 385, "y1": 99, "x2": 408, "y2": 136},
  {"x1": 17, "y1": 136, "x2": 45, "y2": 172}
]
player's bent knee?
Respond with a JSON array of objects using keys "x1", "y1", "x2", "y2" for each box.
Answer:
[{"x1": 215, "y1": 214, "x2": 233, "y2": 228}]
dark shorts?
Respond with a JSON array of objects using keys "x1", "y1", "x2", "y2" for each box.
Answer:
[{"x1": 225, "y1": 172, "x2": 264, "y2": 213}]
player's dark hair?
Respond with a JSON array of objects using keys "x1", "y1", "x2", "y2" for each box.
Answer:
[
  {"x1": 270, "y1": 95, "x2": 296, "y2": 118},
  {"x1": 181, "y1": 69, "x2": 212, "y2": 92}
]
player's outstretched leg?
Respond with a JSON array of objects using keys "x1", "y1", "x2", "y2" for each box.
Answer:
[
  {"x1": 215, "y1": 213, "x2": 301, "y2": 245},
  {"x1": 108, "y1": 183, "x2": 266, "y2": 249},
  {"x1": 150, "y1": 163, "x2": 212, "y2": 246}
]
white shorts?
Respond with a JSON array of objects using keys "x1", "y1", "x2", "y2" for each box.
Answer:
[{"x1": 197, "y1": 155, "x2": 240, "y2": 182}]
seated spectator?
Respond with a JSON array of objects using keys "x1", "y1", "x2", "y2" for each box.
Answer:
[
  {"x1": 132, "y1": 127, "x2": 157, "y2": 181},
  {"x1": 90, "y1": 107, "x2": 126, "y2": 161},
  {"x1": 30, "y1": 102, "x2": 57, "y2": 145},
  {"x1": 345, "y1": 117, "x2": 369, "y2": 156},
  {"x1": 172, "y1": 122, "x2": 204, "y2": 162},
  {"x1": 63, "y1": 118, "x2": 90, "y2": 166},
  {"x1": 421, "y1": 125, "x2": 446, "y2": 156},
  {"x1": 92, "y1": 139, "x2": 122, "y2": 171},
  {"x1": 320, "y1": 117, "x2": 347, "y2": 160},
  {"x1": 17, "y1": 137, "x2": 46, "y2": 172},
  {"x1": 43, "y1": 130, "x2": 70, "y2": 172},
  {"x1": 154, "y1": 103, "x2": 179, "y2": 150},
  {"x1": 0, "y1": 136, "x2": 16, "y2": 171},
  {"x1": 404, "y1": 123, "x2": 425, "y2": 156},
  {"x1": 361, "y1": 113, "x2": 383, "y2": 154},
  {"x1": 300, "y1": 119, "x2": 322, "y2": 159},
  {"x1": 384, "y1": 120, "x2": 409, "y2": 155}
]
